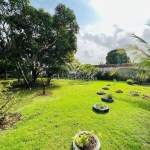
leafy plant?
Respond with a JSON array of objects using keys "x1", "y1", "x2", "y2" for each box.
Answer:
[
  {"x1": 126, "y1": 79, "x2": 133, "y2": 85},
  {"x1": 116, "y1": 89, "x2": 123, "y2": 93},
  {"x1": 97, "y1": 91, "x2": 106, "y2": 95},
  {"x1": 105, "y1": 93, "x2": 113, "y2": 99},
  {"x1": 73, "y1": 130, "x2": 101, "y2": 148},
  {"x1": 102, "y1": 87, "x2": 109, "y2": 90},
  {"x1": 96, "y1": 104, "x2": 107, "y2": 109},
  {"x1": 74, "y1": 132, "x2": 90, "y2": 147}
]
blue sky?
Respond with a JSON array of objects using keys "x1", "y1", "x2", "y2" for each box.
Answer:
[{"x1": 30, "y1": 0, "x2": 150, "y2": 64}]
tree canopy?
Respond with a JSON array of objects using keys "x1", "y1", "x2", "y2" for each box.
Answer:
[
  {"x1": 106, "y1": 48, "x2": 130, "y2": 64},
  {"x1": 0, "y1": 0, "x2": 79, "y2": 84}
]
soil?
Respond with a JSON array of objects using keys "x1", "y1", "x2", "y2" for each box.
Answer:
[
  {"x1": 79, "y1": 136, "x2": 97, "y2": 150},
  {"x1": 36, "y1": 91, "x2": 52, "y2": 96},
  {"x1": 0, "y1": 113, "x2": 21, "y2": 130}
]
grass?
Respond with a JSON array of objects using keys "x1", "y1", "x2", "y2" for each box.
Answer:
[{"x1": 0, "y1": 79, "x2": 150, "y2": 150}]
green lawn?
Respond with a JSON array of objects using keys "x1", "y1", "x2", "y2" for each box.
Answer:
[{"x1": 0, "y1": 79, "x2": 150, "y2": 150}]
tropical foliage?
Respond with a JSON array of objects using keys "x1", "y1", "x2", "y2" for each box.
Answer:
[
  {"x1": 106, "y1": 48, "x2": 130, "y2": 64},
  {"x1": 126, "y1": 33, "x2": 150, "y2": 68}
]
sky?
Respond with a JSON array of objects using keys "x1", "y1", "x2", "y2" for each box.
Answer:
[{"x1": 30, "y1": 0, "x2": 150, "y2": 65}]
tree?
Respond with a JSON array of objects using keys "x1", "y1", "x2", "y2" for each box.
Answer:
[
  {"x1": 0, "y1": 0, "x2": 33, "y2": 85},
  {"x1": 126, "y1": 32, "x2": 150, "y2": 68},
  {"x1": 80, "y1": 64, "x2": 99, "y2": 80},
  {"x1": 106, "y1": 48, "x2": 130, "y2": 64},
  {"x1": 0, "y1": 1, "x2": 79, "y2": 86}
]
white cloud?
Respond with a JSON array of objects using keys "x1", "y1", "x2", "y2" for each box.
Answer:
[
  {"x1": 86, "y1": 0, "x2": 150, "y2": 35},
  {"x1": 30, "y1": 0, "x2": 150, "y2": 65},
  {"x1": 76, "y1": 25, "x2": 131, "y2": 64}
]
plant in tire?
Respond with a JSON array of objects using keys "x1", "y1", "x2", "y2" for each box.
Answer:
[{"x1": 73, "y1": 130, "x2": 101, "y2": 150}]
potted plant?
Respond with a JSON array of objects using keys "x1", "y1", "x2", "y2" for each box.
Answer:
[
  {"x1": 93, "y1": 103, "x2": 109, "y2": 113},
  {"x1": 97, "y1": 91, "x2": 106, "y2": 95},
  {"x1": 115, "y1": 89, "x2": 123, "y2": 93},
  {"x1": 102, "y1": 87, "x2": 109, "y2": 90},
  {"x1": 101, "y1": 94, "x2": 114, "y2": 102},
  {"x1": 73, "y1": 130, "x2": 101, "y2": 150},
  {"x1": 130, "y1": 91, "x2": 140, "y2": 97}
]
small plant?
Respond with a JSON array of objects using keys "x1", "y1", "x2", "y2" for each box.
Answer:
[
  {"x1": 105, "y1": 93, "x2": 113, "y2": 99},
  {"x1": 97, "y1": 91, "x2": 106, "y2": 95},
  {"x1": 74, "y1": 132, "x2": 91, "y2": 148},
  {"x1": 93, "y1": 103, "x2": 109, "y2": 113},
  {"x1": 142, "y1": 94, "x2": 150, "y2": 99},
  {"x1": 95, "y1": 104, "x2": 107, "y2": 109},
  {"x1": 130, "y1": 91, "x2": 140, "y2": 97},
  {"x1": 102, "y1": 87, "x2": 109, "y2": 90},
  {"x1": 73, "y1": 130, "x2": 101, "y2": 150},
  {"x1": 116, "y1": 89, "x2": 123, "y2": 93},
  {"x1": 127, "y1": 79, "x2": 133, "y2": 85},
  {"x1": 101, "y1": 93, "x2": 113, "y2": 102}
]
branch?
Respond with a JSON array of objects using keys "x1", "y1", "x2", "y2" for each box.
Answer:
[{"x1": 38, "y1": 37, "x2": 58, "y2": 53}]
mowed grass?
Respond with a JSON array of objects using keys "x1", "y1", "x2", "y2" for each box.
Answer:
[{"x1": 0, "y1": 79, "x2": 150, "y2": 150}]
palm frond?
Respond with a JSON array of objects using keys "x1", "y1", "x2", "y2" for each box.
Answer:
[
  {"x1": 126, "y1": 44, "x2": 150, "y2": 58},
  {"x1": 129, "y1": 33, "x2": 147, "y2": 44}
]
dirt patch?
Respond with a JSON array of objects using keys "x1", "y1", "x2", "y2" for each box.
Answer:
[
  {"x1": 0, "y1": 113, "x2": 21, "y2": 130},
  {"x1": 36, "y1": 91, "x2": 52, "y2": 96}
]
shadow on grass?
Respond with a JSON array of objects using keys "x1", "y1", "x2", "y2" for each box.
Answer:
[
  {"x1": 49, "y1": 84, "x2": 61, "y2": 90},
  {"x1": 131, "y1": 100, "x2": 150, "y2": 111},
  {"x1": 92, "y1": 108, "x2": 109, "y2": 115},
  {"x1": 70, "y1": 143, "x2": 73, "y2": 150},
  {"x1": 120, "y1": 97, "x2": 150, "y2": 112}
]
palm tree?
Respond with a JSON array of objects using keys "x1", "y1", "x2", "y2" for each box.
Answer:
[
  {"x1": 126, "y1": 32, "x2": 150, "y2": 68},
  {"x1": 110, "y1": 25, "x2": 150, "y2": 84}
]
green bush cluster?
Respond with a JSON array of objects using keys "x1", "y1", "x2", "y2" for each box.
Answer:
[{"x1": 126, "y1": 79, "x2": 133, "y2": 85}]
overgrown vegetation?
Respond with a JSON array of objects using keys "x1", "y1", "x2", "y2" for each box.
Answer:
[{"x1": 0, "y1": 82, "x2": 21, "y2": 129}]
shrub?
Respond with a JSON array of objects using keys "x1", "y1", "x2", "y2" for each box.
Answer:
[
  {"x1": 0, "y1": 82, "x2": 20, "y2": 129},
  {"x1": 126, "y1": 79, "x2": 133, "y2": 85}
]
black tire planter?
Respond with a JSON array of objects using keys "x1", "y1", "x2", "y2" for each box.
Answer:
[
  {"x1": 101, "y1": 97, "x2": 114, "y2": 102},
  {"x1": 93, "y1": 104, "x2": 109, "y2": 113},
  {"x1": 73, "y1": 131, "x2": 100, "y2": 150},
  {"x1": 102, "y1": 87, "x2": 109, "y2": 90},
  {"x1": 97, "y1": 91, "x2": 106, "y2": 95}
]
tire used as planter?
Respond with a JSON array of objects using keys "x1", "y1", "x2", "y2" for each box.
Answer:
[
  {"x1": 115, "y1": 90, "x2": 123, "y2": 93},
  {"x1": 93, "y1": 104, "x2": 109, "y2": 113},
  {"x1": 101, "y1": 97, "x2": 114, "y2": 102},
  {"x1": 97, "y1": 91, "x2": 106, "y2": 95},
  {"x1": 102, "y1": 87, "x2": 109, "y2": 90},
  {"x1": 73, "y1": 131, "x2": 100, "y2": 150}
]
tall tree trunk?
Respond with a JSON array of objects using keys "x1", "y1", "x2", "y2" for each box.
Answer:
[
  {"x1": 42, "y1": 82, "x2": 45, "y2": 95},
  {"x1": 46, "y1": 77, "x2": 51, "y2": 86},
  {"x1": 31, "y1": 69, "x2": 39, "y2": 84},
  {"x1": 40, "y1": 74, "x2": 45, "y2": 95}
]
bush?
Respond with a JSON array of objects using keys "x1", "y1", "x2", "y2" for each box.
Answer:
[
  {"x1": 0, "y1": 82, "x2": 21, "y2": 129},
  {"x1": 126, "y1": 79, "x2": 133, "y2": 85}
]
